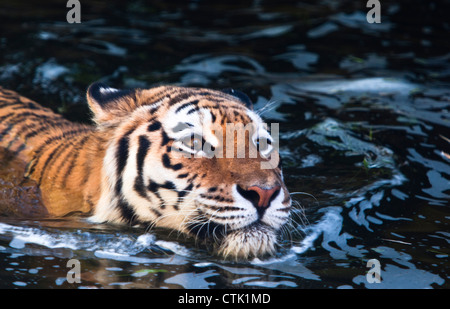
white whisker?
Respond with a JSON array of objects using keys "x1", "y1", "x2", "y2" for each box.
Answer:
[{"x1": 255, "y1": 98, "x2": 280, "y2": 116}]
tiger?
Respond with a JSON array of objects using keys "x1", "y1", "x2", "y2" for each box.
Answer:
[{"x1": 0, "y1": 82, "x2": 292, "y2": 259}]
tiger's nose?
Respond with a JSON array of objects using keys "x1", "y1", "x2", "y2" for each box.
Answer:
[{"x1": 237, "y1": 185, "x2": 281, "y2": 209}]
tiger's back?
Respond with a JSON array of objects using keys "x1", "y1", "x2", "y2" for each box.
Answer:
[{"x1": 0, "y1": 87, "x2": 103, "y2": 216}]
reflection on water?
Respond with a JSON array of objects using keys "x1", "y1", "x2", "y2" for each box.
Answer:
[{"x1": 0, "y1": 0, "x2": 449, "y2": 288}]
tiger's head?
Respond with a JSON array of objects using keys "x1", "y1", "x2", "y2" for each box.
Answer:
[{"x1": 87, "y1": 82, "x2": 291, "y2": 260}]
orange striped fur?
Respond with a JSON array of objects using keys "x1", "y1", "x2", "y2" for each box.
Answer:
[{"x1": 0, "y1": 87, "x2": 100, "y2": 216}]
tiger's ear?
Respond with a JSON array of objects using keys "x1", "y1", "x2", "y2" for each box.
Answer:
[
  {"x1": 87, "y1": 82, "x2": 137, "y2": 124},
  {"x1": 222, "y1": 88, "x2": 253, "y2": 110}
]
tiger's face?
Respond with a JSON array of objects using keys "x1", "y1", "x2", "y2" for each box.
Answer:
[{"x1": 87, "y1": 83, "x2": 291, "y2": 259}]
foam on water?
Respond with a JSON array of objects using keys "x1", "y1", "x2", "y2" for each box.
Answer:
[
  {"x1": 293, "y1": 77, "x2": 418, "y2": 95},
  {"x1": 0, "y1": 222, "x2": 188, "y2": 258}
]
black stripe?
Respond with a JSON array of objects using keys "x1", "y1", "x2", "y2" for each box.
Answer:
[
  {"x1": 186, "y1": 107, "x2": 200, "y2": 115},
  {"x1": 203, "y1": 205, "x2": 244, "y2": 212},
  {"x1": 210, "y1": 111, "x2": 217, "y2": 123},
  {"x1": 162, "y1": 153, "x2": 182, "y2": 170},
  {"x1": 197, "y1": 90, "x2": 231, "y2": 101},
  {"x1": 148, "y1": 181, "x2": 176, "y2": 191},
  {"x1": 147, "y1": 180, "x2": 178, "y2": 210},
  {"x1": 199, "y1": 193, "x2": 233, "y2": 203},
  {"x1": 143, "y1": 87, "x2": 176, "y2": 105},
  {"x1": 26, "y1": 128, "x2": 91, "y2": 177},
  {"x1": 0, "y1": 112, "x2": 75, "y2": 141},
  {"x1": 150, "y1": 208, "x2": 162, "y2": 218},
  {"x1": 115, "y1": 178, "x2": 124, "y2": 197},
  {"x1": 116, "y1": 136, "x2": 130, "y2": 176},
  {"x1": 137, "y1": 135, "x2": 150, "y2": 175},
  {"x1": 114, "y1": 127, "x2": 136, "y2": 195},
  {"x1": 188, "y1": 174, "x2": 198, "y2": 182},
  {"x1": 12, "y1": 143, "x2": 26, "y2": 155},
  {"x1": 61, "y1": 134, "x2": 92, "y2": 187},
  {"x1": 0, "y1": 113, "x2": 13, "y2": 122},
  {"x1": 113, "y1": 127, "x2": 140, "y2": 224},
  {"x1": 5, "y1": 130, "x2": 21, "y2": 149},
  {"x1": 0, "y1": 111, "x2": 52, "y2": 126},
  {"x1": 25, "y1": 125, "x2": 90, "y2": 175},
  {"x1": 22, "y1": 122, "x2": 71, "y2": 140},
  {"x1": 37, "y1": 141, "x2": 70, "y2": 185},
  {"x1": 161, "y1": 181, "x2": 176, "y2": 190},
  {"x1": 147, "y1": 181, "x2": 160, "y2": 193},
  {"x1": 0, "y1": 123, "x2": 14, "y2": 140},
  {"x1": 168, "y1": 92, "x2": 194, "y2": 106},
  {"x1": 147, "y1": 180, "x2": 191, "y2": 211},
  {"x1": 147, "y1": 121, "x2": 161, "y2": 132},
  {"x1": 117, "y1": 198, "x2": 139, "y2": 225},
  {"x1": 177, "y1": 183, "x2": 193, "y2": 199},
  {"x1": 14, "y1": 122, "x2": 48, "y2": 140},
  {"x1": 0, "y1": 113, "x2": 60, "y2": 140},
  {"x1": 148, "y1": 181, "x2": 165, "y2": 208},
  {"x1": 0, "y1": 112, "x2": 32, "y2": 136},
  {"x1": 0, "y1": 101, "x2": 23, "y2": 110},
  {"x1": 175, "y1": 100, "x2": 199, "y2": 113},
  {"x1": 0, "y1": 97, "x2": 22, "y2": 109},
  {"x1": 134, "y1": 135, "x2": 151, "y2": 198},
  {"x1": 148, "y1": 105, "x2": 159, "y2": 115},
  {"x1": 160, "y1": 129, "x2": 172, "y2": 147}
]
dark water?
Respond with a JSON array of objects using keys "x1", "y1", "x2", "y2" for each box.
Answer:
[{"x1": 0, "y1": 0, "x2": 449, "y2": 289}]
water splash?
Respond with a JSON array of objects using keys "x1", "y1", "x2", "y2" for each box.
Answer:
[{"x1": 0, "y1": 222, "x2": 188, "y2": 258}]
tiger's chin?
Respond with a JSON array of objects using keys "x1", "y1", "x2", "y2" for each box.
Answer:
[{"x1": 216, "y1": 224, "x2": 278, "y2": 260}]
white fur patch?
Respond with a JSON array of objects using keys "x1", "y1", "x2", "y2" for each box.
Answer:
[
  {"x1": 99, "y1": 87, "x2": 119, "y2": 94},
  {"x1": 261, "y1": 189, "x2": 289, "y2": 229},
  {"x1": 218, "y1": 225, "x2": 277, "y2": 259},
  {"x1": 89, "y1": 139, "x2": 122, "y2": 223}
]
